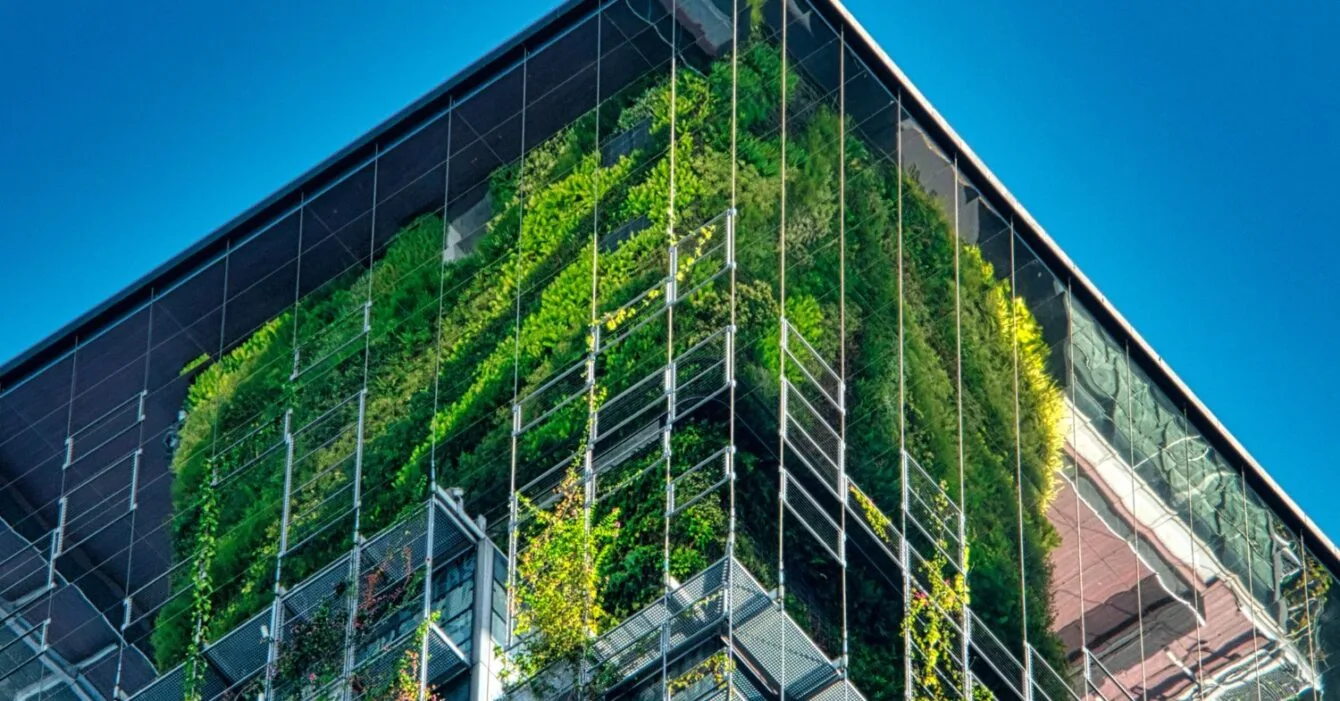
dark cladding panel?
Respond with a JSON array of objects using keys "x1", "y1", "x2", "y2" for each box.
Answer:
[
  {"x1": 843, "y1": 40, "x2": 896, "y2": 163},
  {"x1": 376, "y1": 111, "x2": 450, "y2": 205},
  {"x1": 69, "y1": 305, "x2": 150, "y2": 402},
  {"x1": 297, "y1": 160, "x2": 377, "y2": 303},
  {"x1": 221, "y1": 211, "x2": 302, "y2": 346},
  {"x1": 788, "y1": 0, "x2": 842, "y2": 102},
  {"x1": 0, "y1": 354, "x2": 74, "y2": 532},
  {"x1": 524, "y1": 12, "x2": 600, "y2": 155},
  {"x1": 445, "y1": 62, "x2": 524, "y2": 227},
  {"x1": 146, "y1": 256, "x2": 228, "y2": 393},
  {"x1": 452, "y1": 62, "x2": 526, "y2": 176},
  {"x1": 374, "y1": 111, "x2": 450, "y2": 258}
]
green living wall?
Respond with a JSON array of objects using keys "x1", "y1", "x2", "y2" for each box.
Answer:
[{"x1": 157, "y1": 36, "x2": 1066, "y2": 696}]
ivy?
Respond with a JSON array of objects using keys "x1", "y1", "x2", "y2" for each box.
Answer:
[
  {"x1": 511, "y1": 470, "x2": 620, "y2": 686},
  {"x1": 158, "y1": 32, "x2": 1071, "y2": 697}
]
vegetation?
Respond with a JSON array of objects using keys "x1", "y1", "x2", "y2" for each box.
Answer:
[
  {"x1": 157, "y1": 34, "x2": 1068, "y2": 699},
  {"x1": 512, "y1": 471, "x2": 620, "y2": 681}
]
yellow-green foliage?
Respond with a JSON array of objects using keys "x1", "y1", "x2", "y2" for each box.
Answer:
[
  {"x1": 157, "y1": 37, "x2": 1069, "y2": 697},
  {"x1": 513, "y1": 471, "x2": 620, "y2": 679}
]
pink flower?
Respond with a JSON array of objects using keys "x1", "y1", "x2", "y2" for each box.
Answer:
[{"x1": 308, "y1": 673, "x2": 317, "y2": 682}]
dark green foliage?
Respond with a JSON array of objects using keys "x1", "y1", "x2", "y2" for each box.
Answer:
[{"x1": 156, "y1": 37, "x2": 1069, "y2": 696}]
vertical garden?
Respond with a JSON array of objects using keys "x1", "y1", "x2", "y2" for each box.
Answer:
[{"x1": 155, "y1": 22, "x2": 1068, "y2": 698}]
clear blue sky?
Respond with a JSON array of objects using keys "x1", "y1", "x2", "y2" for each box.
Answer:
[{"x1": 1, "y1": 1, "x2": 1337, "y2": 534}]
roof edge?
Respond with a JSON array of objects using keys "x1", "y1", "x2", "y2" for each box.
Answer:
[
  {"x1": 818, "y1": 0, "x2": 1340, "y2": 567},
  {"x1": 0, "y1": 0, "x2": 599, "y2": 387},
  {"x1": 5, "y1": 0, "x2": 1334, "y2": 574}
]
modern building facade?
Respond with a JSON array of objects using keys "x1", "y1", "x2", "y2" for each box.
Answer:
[{"x1": 0, "y1": 0, "x2": 1335, "y2": 699}]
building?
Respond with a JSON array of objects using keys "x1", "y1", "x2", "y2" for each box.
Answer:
[{"x1": 1, "y1": 0, "x2": 1335, "y2": 699}]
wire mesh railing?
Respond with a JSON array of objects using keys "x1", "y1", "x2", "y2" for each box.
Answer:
[{"x1": 126, "y1": 494, "x2": 479, "y2": 701}]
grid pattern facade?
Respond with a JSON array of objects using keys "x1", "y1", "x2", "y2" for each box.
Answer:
[{"x1": 0, "y1": 1, "x2": 1335, "y2": 700}]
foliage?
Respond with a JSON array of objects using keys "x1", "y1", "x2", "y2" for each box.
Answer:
[
  {"x1": 850, "y1": 483, "x2": 893, "y2": 543},
  {"x1": 364, "y1": 613, "x2": 444, "y2": 701},
  {"x1": 512, "y1": 470, "x2": 620, "y2": 681},
  {"x1": 667, "y1": 652, "x2": 734, "y2": 696},
  {"x1": 182, "y1": 470, "x2": 219, "y2": 701},
  {"x1": 903, "y1": 484, "x2": 970, "y2": 701},
  {"x1": 274, "y1": 599, "x2": 347, "y2": 691},
  {"x1": 179, "y1": 352, "x2": 211, "y2": 377},
  {"x1": 158, "y1": 32, "x2": 1070, "y2": 697}
]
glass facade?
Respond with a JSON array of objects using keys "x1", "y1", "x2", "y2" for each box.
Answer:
[{"x1": 0, "y1": 0, "x2": 1334, "y2": 699}]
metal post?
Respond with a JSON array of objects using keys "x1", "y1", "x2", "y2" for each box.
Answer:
[
  {"x1": 265, "y1": 407, "x2": 295, "y2": 699},
  {"x1": 342, "y1": 388, "x2": 370, "y2": 690},
  {"x1": 421, "y1": 501, "x2": 437, "y2": 701},
  {"x1": 470, "y1": 516, "x2": 497, "y2": 701}
]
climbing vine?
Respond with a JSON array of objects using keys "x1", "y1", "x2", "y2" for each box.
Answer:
[
  {"x1": 159, "y1": 33, "x2": 1073, "y2": 698},
  {"x1": 182, "y1": 468, "x2": 219, "y2": 701},
  {"x1": 512, "y1": 470, "x2": 621, "y2": 685},
  {"x1": 903, "y1": 485, "x2": 971, "y2": 701}
]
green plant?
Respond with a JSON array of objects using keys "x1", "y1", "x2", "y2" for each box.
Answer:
[
  {"x1": 667, "y1": 652, "x2": 734, "y2": 696},
  {"x1": 512, "y1": 470, "x2": 621, "y2": 682},
  {"x1": 903, "y1": 484, "x2": 969, "y2": 701},
  {"x1": 274, "y1": 597, "x2": 347, "y2": 691},
  {"x1": 157, "y1": 33, "x2": 1071, "y2": 698},
  {"x1": 182, "y1": 470, "x2": 219, "y2": 701}
]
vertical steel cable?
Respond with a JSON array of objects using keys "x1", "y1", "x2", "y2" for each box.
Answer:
[
  {"x1": 726, "y1": 0, "x2": 741, "y2": 697},
  {"x1": 897, "y1": 88, "x2": 913, "y2": 701},
  {"x1": 46, "y1": 338, "x2": 78, "y2": 699},
  {"x1": 203, "y1": 241, "x2": 232, "y2": 695},
  {"x1": 112, "y1": 291, "x2": 155, "y2": 700},
  {"x1": 1067, "y1": 280, "x2": 1092, "y2": 700},
  {"x1": 1123, "y1": 345, "x2": 1149, "y2": 701},
  {"x1": 1179, "y1": 406, "x2": 1206, "y2": 698},
  {"x1": 581, "y1": 17, "x2": 603, "y2": 696},
  {"x1": 776, "y1": 4, "x2": 790, "y2": 697},
  {"x1": 506, "y1": 48, "x2": 531, "y2": 653},
  {"x1": 662, "y1": 5, "x2": 678, "y2": 695},
  {"x1": 430, "y1": 100, "x2": 455, "y2": 492},
  {"x1": 1236, "y1": 465, "x2": 1265, "y2": 701},
  {"x1": 837, "y1": 25, "x2": 850, "y2": 700},
  {"x1": 342, "y1": 146, "x2": 380, "y2": 691},
  {"x1": 954, "y1": 158, "x2": 972, "y2": 701},
  {"x1": 1010, "y1": 220, "x2": 1031, "y2": 699},
  {"x1": 1299, "y1": 531, "x2": 1320, "y2": 698},
  {"x1": 292, "y1": 200, "x2": 306, "y2": 377}
]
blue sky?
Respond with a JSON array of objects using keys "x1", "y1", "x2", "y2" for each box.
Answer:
[{"x1": 1, "y1": 1, "x2": 1337, "y2": 535}]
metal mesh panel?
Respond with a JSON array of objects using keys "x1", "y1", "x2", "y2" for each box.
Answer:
[
  {"x1": 671, "y1": 447, "x2": 730, "y2": 515},
  {"x1": 784, "y1": 470, "x2": 841, "y2": 562},
  {"x1": 734, "y1": 607, "x2": 836, "y2": 698},
  {"x1": 674, "y1": 211, "x2": 731, "y2": 296},
  {"x1": 596, "y1": 367, "x2": 665, "y2": 441},
  {"x1": 599, "y1": 294, "x2": 668, "y2": 360},
  {"x1": 675, "y1": 328, "x2": 729, "y2": 418},
  {"x1": 124, "y1": 665, "x2": 186, "y2": 701},
  {"x1": 284, "y1": 552, "x2": 352, "y2": 623},
  {"x1": 781, "y1": 318, "x2": 841, "y2": 413},
  {"x1": 361, "y1": 506, "x2": 429, "y2": 585},
  {"x1": 1029, "y1": 646, "x2": 1079, "y2": 701},
  {"x1": 593, "y1": 419, "x2": 661, "y2": 492},
  {"x1": 432, "y1": 499, "x2": 475, "y2": 562},
  {"x1": 427, "y1": 625, "x2": 471, "y2": 686},
  {"x1": 517, "y1": 360, "x2": 589, "y2": 434},
  {"x1": 203, "y1": 608, "x2": 270, "y2": 684},
  {"x1": 783, "y1": 381, "x2": 841, "y2": 496},
  {"x1": 967, "y1": 609, "x2": 1027, "y2": 701},
  {"x1": 350, "y1": 627, "x2": 418, "y2": 699}
]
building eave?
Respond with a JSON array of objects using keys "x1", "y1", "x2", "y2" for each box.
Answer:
[{"x1": 3, "y1": 0, "x2": 1334, "y2": 578}]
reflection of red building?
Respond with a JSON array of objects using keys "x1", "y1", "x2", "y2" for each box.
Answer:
[{"x1": 1048, "y1": 410, "x2": 1311, "y2": 699}]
